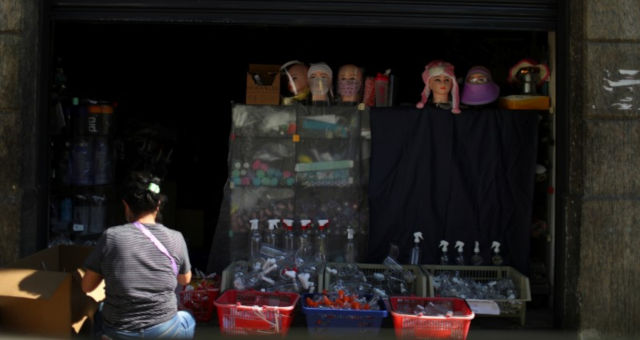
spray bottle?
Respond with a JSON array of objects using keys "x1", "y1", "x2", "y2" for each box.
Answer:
[
  {"x1": 282, "y1": 219, "x2": 295, "y2": 253},
  {"x1": 249, "y1": 219, "x2": 262, "y2": 261},
  {"x1": 454, "y1": 241, "x2": 465, "y2": 265},
  {"x1": 299, "y1": 219, "x2": 313, "y2": 258},
  {"x1": 491, "y1": 241, "x2": 504, "y2": 265},
  {"x1": 265, "y1": 219, "x2": 279, "y2": 248},
  {"x1": 471, "y1": 241, "x2": 483, "y2": 265},
  {"x1": 345, "y1": 227, "x2": 356, "y2": 263},
  {"x1": 314, "y1": 219, "x2": 329, "y2": 262},
  {"x1": 439, "y1": 240, "x2": 450, "y2": 265},
  {"x1": 409, "y1": 232, "x2": 424, "y2": 265}
]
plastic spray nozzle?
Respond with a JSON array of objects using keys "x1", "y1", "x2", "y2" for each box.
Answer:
[
  {"x1": 347, "y1": 228, "x2": 354, "y2": 239},
  {"x1": 317, "y1": 219, "x2": 329, "y2": 230},
  {"x1": 455, "y1": 241, "x2": 464, "y2": 253},
  {"x1": 491, "y1": 241, "x2": 501, "y2": 253},
  {"x1": 282, "y1": 219, "x2": 294, "y2": 230},
  {"x1": 300, "y1": 219, "x2": 311, "y2": 230},
  {"x1": 413, "y1": 232, "x2": 424, "y2": 244},
  {"x1": 267, "y1": 219, "x2": 279, "y2": 231},
  {"x1": 250, "y1": 219, "x2": 259, "y2": 230},
  {"x1": 474, "y1": 241, "x2": 480, "y2": 253},
  {"x1": 439, "y1": 240, "x2": 449, "y2": 252}
]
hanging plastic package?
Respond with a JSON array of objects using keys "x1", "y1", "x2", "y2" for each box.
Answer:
[
  {"x1": 71, "y1": 137, "x2": 94, "y2": 186},
  {"x1": 71, "y1": 98, "x2": 88, "y2": 136},
  {"x1": 89, "y1": 195, "x2": 107, "y2": 234},
  {"x1": 93, "y1": 136, "x2": 112, "y2": 185},
  {"x1": 72, "y1": 194, "x2": 91, "y2": 234},
  {"x1": 87, "y1": 102, "x2": 113, "y2": 135}
]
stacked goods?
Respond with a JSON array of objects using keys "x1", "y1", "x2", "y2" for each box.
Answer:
[{"x1": 301, "y1": 290, "x2": 388, "y2": 335}]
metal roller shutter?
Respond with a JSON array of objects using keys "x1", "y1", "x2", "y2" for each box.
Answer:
[{"x1": 50, "y1": 0, "x2": 557, "y2": 31}]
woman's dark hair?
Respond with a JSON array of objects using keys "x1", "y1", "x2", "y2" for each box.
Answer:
[{"x1": 122, "y1": 171, "x2": 167, "y2": 217}]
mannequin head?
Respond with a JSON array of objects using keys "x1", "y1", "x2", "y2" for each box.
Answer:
[
  {"x1": 416, "y1": 60, "x2": 460, "y2": 114},
  {"x1": 429, "y1": 74, "x2": 453, "y2": 103},
  {"x1": 337, "y1": 64, "x2": 363, "y2": 103},
  {"x1": 461, "y1": 66, "x2": 500, "y2": 106},
  {"x1": 307, "y1": 63, "x2": 333, "y2": 102},
  {"x1": 281, "y1": 60, "x2": 309, "y2": 96}
]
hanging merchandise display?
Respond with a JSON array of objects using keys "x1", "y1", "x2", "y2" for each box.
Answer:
[
  {"x1": 49, "y1": 93, "x2": 117, "y2": 245},
  {"x1": 208, "y1": 104, "x2": 366, "y2": 273}
]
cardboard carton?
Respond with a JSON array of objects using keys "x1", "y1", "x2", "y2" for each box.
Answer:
[
  {"x1": 0, "y1": 245, "x2": 105, "y2": 338},
  {"x1": 246, "y1": 64, "x2": 281, "y2": 105}
]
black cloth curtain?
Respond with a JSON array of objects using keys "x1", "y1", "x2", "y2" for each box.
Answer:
[{"x1": 367, "y1": 106, "x2": 538, "y2": 274}]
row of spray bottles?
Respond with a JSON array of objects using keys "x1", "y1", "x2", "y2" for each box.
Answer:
[
  {"x1": 249, "y1": 218, "x2": 357, "y2": 263},
  {"x1": 409, "y1": 231, "x2": 503, "y2": 266}
]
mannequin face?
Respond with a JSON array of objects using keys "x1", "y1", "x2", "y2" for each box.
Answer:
[
  {"x1": 338, "y1": 64, "x2": 362, "y2": 102},
  {"x1": 286, "y1": 64, "x2": 309, "y2": 95},
  {"x1": 309, "y1": 70, "x2": 331, "y2": 100},
  {"x1": 467, "y1": 72, "x2": 488, "y2": 84},
  {"x1": 429, "y1": 74, "x2": 453, "y2": 103}
]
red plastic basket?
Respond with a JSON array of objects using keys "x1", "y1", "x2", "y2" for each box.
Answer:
[
  {"x1": 390, "y1": 297, "x2": 474, "y2": 340},
  {"x1": 178, "y1": 287, "x2": 220, "y2": 322},
  {"x1": 214, "y1": 290, "x2": 299, "y2": 336}
]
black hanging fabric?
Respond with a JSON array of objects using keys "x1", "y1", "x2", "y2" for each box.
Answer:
[{"x1": 367, "y1": 106, "x2": 538, "y2": 274}]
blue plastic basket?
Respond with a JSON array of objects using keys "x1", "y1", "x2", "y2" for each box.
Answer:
[{"x1": 301, "y1": 293, "x2": 388, "y2": 335}]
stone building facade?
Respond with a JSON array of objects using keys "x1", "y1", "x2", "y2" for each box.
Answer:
[{"x1": 1, "y1": 0, "x2": 639, "y2": 338}]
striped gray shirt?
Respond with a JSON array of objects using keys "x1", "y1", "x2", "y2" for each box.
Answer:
[{"x1": 84, "y1": 223, "x2": 191, "y2": 331}]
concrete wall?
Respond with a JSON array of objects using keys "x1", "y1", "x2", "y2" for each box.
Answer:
[
  {"x1": 0, "y1": 0, "x2": 41, "y2": 265},
  {"x1": 567, "y1": 0, "x2": 640, "y2": 338}
]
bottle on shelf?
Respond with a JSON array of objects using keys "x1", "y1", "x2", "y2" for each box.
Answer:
[
  {"x1": 491, "y1": 241, "x2": 504, "y2": 265},
  {"x1": 345, "y1": 227, "x2": 356, "y2": 263},
  {"x1": 282, "y1": 218, "x2": 296, "y2": 253},
  {"x1": 439, "y1": 240, "x2": 450, "y2": 265},
  {"x1": 264, "y1": 219, "x2": 279, "y2": 248},
  {"x1": 249, "y1": 219, "x2": 262, "y2": 262},
  {"x1": 298, "y1": 219, "x2": 313, "y2": 259},
  {"x1": 471, "y1": 241, "x2": 483, "y2": 266},
  {"x1": 454, "y1": 241, "x2": 465, "y2": 265},
  {"x1": 409, "y1": 231, "x2": 424, "y2": 265},
  {"x1": 314, "y1": 219, "x2": 329, "y2": 263}
]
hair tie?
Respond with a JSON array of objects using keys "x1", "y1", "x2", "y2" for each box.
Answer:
[{"x1": 148, "y1": 182, "x2": 160, "y2": 194}]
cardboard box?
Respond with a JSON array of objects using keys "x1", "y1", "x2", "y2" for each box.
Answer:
[
  {"x1": 246, "y1": 64, "x2": 281, "y2": 105},
  {"x1": 0, "y1": 245, "x2": 105, "y2": 338}
]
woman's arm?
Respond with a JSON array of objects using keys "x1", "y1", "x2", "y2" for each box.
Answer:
[
  {"x1": 81, "y1": 269, "x2": 104, "y2": 293},
  {"x1": 177, "y1": 271, "x2": 192, "y2": 286}
]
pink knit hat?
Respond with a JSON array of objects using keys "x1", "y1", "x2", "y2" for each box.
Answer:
[{"x1": 416, "y1": 60, "x2": 460, "y2": 114}]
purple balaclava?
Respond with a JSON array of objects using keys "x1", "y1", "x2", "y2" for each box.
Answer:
[{"x1": 460, "y1": 66, "x2": 500, "y2": 106}]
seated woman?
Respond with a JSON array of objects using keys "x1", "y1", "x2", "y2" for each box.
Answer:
[{"x1": 82, "y1": 171, "x2": 195, "y2": 339}]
